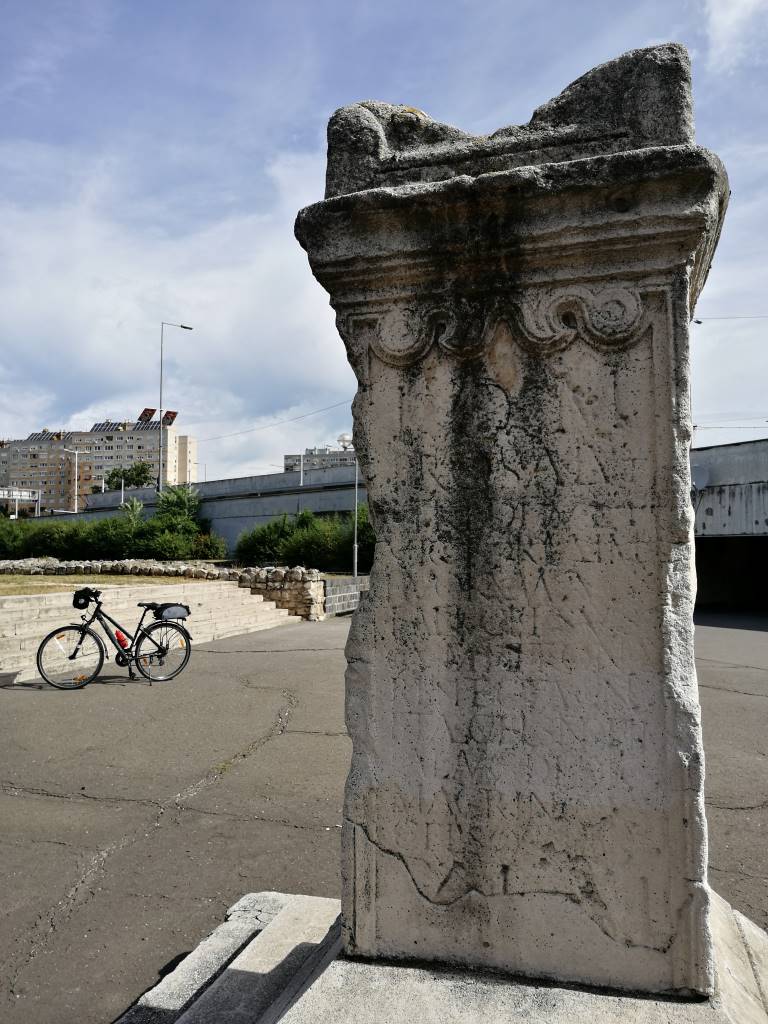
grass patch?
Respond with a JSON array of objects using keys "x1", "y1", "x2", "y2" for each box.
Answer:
[{"x1": 0, "y1": 574, "x2": 213, "y2": 597}]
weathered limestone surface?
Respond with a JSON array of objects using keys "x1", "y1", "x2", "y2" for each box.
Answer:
[{"x1": 296, "y1": 44, "x2": 729, "y2": 996}]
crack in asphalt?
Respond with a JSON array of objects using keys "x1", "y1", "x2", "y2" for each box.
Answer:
[
  {"x1": 699, "y1": 682, "x2": 768, "y2": 699},
  {"x1": 2, "y1": 688, "x2": 299, "y2": 1005},
  {"x1": 697, "y1": 656, "x2": 768, "y2": 675},
  {"x1": 285, "y1": 729, "x2": 348, "y2": 737},
  {"x1": 707, "y1": 797, "x2": 768, "y2": 812},
  {"x1": 172, "y1": 689, "x2": 298, "y2": 809},
  {"x1": 0, "y1": 780, "x2": 162, "y2": 810},
  {"x1": 196, "y1": 647, "x2": 345, "y2": 655},
  {"x1": 709, "y1": 864, "x2": 768, "y2": 882},
  {"x1": 176, "y1": 804, "x2": 342, "y2": 832}
]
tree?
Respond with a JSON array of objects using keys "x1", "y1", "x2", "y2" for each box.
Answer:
[
  {"x1": 120, "y1": 497, "x2": 144, "y2": 526},
  {"x1": 156, "y1": 484, "x2": 201, "y2": 522},
  {"x1": 104, "y1": 461, "x2": 154, "y2": 491},
  {"x1": 127, "y1": 461, "x2": 154, "y2": 488}
]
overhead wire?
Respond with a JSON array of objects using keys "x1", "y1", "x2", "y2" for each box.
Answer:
[{"x1": 196, "y1": 399, "x2": 352, "y2": 445}]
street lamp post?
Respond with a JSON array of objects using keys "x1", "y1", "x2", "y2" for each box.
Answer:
[
  {"x1": 158, "y1": 321, "x2": 193, "y2": 492},
  {"x1": 62, "y1": 447, "x2": 82, "y2": 513},
  {"x1": 337, "y1": 433, "x2": 358, "y2": 577}
]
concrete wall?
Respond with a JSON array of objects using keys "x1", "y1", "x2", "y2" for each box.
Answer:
[
  {"x1": 70, "y1": 467, "x2": 368, "y2": 553},
  {"x1": 691, "y1": 439, "x2": 768, "y2": 488},
  {"x1": 694, "y1": 482, "x2": 768, "y2": 537},
  {"x1": 692, "y1": 440, "x2": 768, "y2": 538}
]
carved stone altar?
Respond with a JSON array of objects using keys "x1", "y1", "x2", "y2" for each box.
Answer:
[{"x1": 296, "y1": 44, "x2": 729, "y2": 996}]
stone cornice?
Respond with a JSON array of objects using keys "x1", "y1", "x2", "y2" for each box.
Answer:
[{"x1": 296, "y1": 146, "x2": 728, "y2": 311}]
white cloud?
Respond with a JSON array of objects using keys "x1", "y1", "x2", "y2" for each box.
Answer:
[
  {"x1": 0, "y1": 143, "x2": 356, "y2": 479},
  {"x1": 0, "y1": 1, "x2": 112, "y2": 101},
  {"x1": 703, "y1": 0, "x2": 768, "y2": 71}
]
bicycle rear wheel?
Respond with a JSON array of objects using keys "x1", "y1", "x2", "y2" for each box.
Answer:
[
  {"x1": 37, "y1": 625, "x2": 104, "y2": 689},
  {"x1": 134, "y1": 621, "x2": 191, "y2": 681}
]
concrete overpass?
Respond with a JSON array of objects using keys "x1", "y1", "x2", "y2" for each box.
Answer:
[{"x1": 81, "y1": 466, "x2": 367, "y2": 553}]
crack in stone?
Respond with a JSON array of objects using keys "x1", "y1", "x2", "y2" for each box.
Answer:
[{"x1": 350, "y1": 819, "x2": 672, "y2": 954}]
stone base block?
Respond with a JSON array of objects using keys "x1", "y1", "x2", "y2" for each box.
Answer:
[{"x1": 122, "y1": 891, "x2": 768, "y2": 1023}]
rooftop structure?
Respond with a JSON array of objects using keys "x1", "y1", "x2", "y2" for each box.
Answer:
[{"x1": 0, "y1": 417, "x2": 196, "y2": 514}]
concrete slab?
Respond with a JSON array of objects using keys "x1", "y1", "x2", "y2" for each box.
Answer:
[{"x1": 131, "y1": 890, "x2": 768, "y2": 1023}]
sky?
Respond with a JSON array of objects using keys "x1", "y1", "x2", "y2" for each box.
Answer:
[{"x1": 0, "y1": 0, "x2": 767, "y2": 479}]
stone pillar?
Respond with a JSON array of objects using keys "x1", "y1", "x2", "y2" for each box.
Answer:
[{"x1": 296, "y1": 44, "x2": 727, "y2": 996}]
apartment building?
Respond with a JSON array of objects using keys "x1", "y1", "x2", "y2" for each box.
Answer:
[
  {"x1": 283, "y1": 445, "x2": 357, "y2": 472},
  {"x1": 177, "y1": 434, "x2": 198, "y2": 484},
  {"x1": 0, "y1": 418, "x2": 197, "y2": 514}
]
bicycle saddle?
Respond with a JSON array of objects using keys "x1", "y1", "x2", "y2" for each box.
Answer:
[{"x1": 137, "y1": 601, "x2": 160, "y2": 609}]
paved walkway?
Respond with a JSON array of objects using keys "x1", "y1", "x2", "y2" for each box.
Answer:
[{"x1": 0, "y1": 613, "x2": 766, "y2": 1023}]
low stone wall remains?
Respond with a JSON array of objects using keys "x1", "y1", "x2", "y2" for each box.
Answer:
[
  {"x1": 325, "y1": 575, "x2": 370, "y2": 615},
  {"x1": 0, "y1": 559, "x2": 370, "y2": 620},
  {"x1": 246, "y1": 567, "x2": 326, "y2": 621},
  {"x1": 0, "y1": 557, "x2": 239, "y2": 580}
]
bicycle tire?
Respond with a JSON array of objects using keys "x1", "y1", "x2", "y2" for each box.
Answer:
[
  {"x1": 37, "y1": 625, "x2": 104, "y2": 689},
  {"x1": 134, "y1": 621, "x2": 191, "y2": 681}
]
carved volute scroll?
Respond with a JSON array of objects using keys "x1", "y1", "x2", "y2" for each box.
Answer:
[
  {"x1": 342, "y1": 286, "x2": 647, "y2": 368},
  {"x1": 296, "y1": 43, "x2": 728, "y2": 998}
]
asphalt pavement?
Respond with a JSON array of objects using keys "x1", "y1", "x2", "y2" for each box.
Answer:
[{"x1": 0, "y1": 612, "x2": 766, "y2": 1023}]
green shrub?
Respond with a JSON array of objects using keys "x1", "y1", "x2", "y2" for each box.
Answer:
[
  {"x1": 235, "y1": 514, "x2": 296, "y2": 565},
  {"x1": 83, "y1": 518, "x2": 137, "y2": 559},
  {"x1": 192, "y1": 532, "x2": 228, "y2": 560},
  {"x1": 0, "y1": 518, "x2": 29, "y2": 557},
  {"x1": 279, "y1": 515, "x2": 343, "y2": 570},
  {"x1": 234, "y1": 507, "x2": 375, "y2": 573}
]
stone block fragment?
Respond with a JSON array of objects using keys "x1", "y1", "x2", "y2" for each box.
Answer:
[{"x1": 296, "y1": 43, "x2": 728, "y2": 996}]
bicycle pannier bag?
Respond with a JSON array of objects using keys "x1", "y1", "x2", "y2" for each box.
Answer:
[{"x1": 155, "y1": 603, "x2": 190, "y2": 620}]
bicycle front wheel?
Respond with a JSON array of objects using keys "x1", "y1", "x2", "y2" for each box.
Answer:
[
  {"x1": 37, "y1": 625, "x2": 104, "y2": 689},
  {"x1": 135, "y1": 621, "x2": 191, "y2": 681}
]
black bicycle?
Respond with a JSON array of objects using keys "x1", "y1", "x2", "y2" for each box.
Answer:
[{"x1": 36, "y1": 587, "x2": 193, "y2": 689}]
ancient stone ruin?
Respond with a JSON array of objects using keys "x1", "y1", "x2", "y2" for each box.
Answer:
[{"x1": 296, "y1": 44, "x2": 729, "y2": 996}]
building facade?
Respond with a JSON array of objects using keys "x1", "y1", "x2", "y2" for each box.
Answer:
[
  {"x1": 0, "y1": 419, "x2": 197, "y2": 514},
  {"x1": 283, "y1": 446, "x2": 357, "y2": 472},
  {"x1": 177, "y1": 434, "x2": 198, "y2": 484}
]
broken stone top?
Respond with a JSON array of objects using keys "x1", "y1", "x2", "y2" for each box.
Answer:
[{"x1": 326, "y1": 44, "x2": 694, "y2": 197}]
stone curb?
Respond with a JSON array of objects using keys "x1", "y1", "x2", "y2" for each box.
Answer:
[{"x1": 113, "y1": 892, "x2": 291, "y2": 1024}]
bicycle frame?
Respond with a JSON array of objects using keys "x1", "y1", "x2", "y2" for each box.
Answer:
[{"x1": 77, "y1": 599, "x2": 171, "y2": 665}]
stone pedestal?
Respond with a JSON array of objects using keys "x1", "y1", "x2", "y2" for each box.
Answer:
[{"x1": 296, "y1": 44, "x2": 729, "y2": 996}]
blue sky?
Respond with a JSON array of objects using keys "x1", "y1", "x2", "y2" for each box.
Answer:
[{"x1": 0, "y1": 0, "x2": 767, "y2": 478}]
